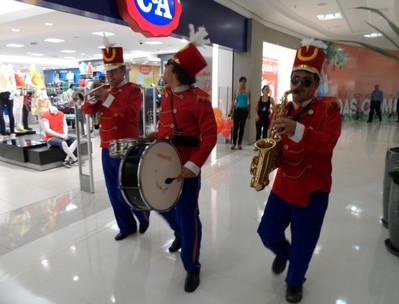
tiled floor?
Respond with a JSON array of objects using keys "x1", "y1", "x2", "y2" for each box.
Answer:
[{"x1": 1, "y1": 119, "x2": 399, "y2": 304}]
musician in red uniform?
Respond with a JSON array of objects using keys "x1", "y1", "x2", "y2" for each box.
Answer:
[
  {"x1": 149, "y1": 25, "x2": 217, "y2": 293},
  {"x1": 81, "y1": 42, "x2": 150, "y2": 241},
  {"x1": 257, "y1": 39, "x2": 342, "y2": 303}
]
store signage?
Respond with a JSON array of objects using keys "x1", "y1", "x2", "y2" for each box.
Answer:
[{"x1": 116, "y1": 0, "x2": 182, "y2": 37}]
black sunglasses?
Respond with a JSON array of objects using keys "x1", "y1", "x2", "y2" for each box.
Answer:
[{"x1": 291, "y1": 75, "x2": 314, "y2": 88}]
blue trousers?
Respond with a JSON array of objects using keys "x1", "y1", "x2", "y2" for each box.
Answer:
[
  {"x1": 257, "y1": 191, "x2": 328, "y2": 286},
  {"x1": 160, "y1": 175, "x2": 202, "y2": 272},
  {"x1": 102, "y1": 148, "x2": 150, "y2": 234}
]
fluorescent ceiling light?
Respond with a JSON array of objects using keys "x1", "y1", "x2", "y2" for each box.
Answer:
[
  {"x1": 317, "y1": 13, "x2": 342, "y2": 20},
  {"x1": 44, "y1": 22, "x2": 53, "y2": 26},
  {"x1": 60, "y1": 50, "x2": 76, "y2": 53},
  {"x1": 44, "y1": 38, "x2": 64, "y2": 43},
  {"x1": 92, "y1": 31, "x2": 115, "y2": 37},
  {"x1": 364, "y1": 33, "x2": 383, "y2": 38},
  {"x1": 6, "y1": 43, "x2": 24, "y2": 48},
  {"x1": 11, "y1": 28, "x2": 20, "y2": 32}
]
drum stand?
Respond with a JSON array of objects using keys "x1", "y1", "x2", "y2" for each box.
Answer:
[{"x1": 74, "y1": 104, "x2": 94, "y2": 193}]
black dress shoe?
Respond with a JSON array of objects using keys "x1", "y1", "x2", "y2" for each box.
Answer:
[
  {"x1": 114, "y1": 231, "x2": 136, "y2": 241},
  {"x1": 168, "y1": 238, "x2": 181, "y2": 252},
  {"x1": 139, "y1": 222, "x2": 149, "y2": 234},
  {"x1": 286, "y1": 285, "x2": 303, "y2": 303},
  {"x1": 272, "y1": 256, "x2": 287, "y2": 274},
  {"x1": 184, "y1": 270, "x2": 200, "y2": 292}
]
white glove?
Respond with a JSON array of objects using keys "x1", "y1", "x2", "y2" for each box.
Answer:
[
  {"x1": 62, "y1": 134, "x2": 69, "y2": 140},
  {"x1": 9, "y1": 93, "x2": 15, "y2": 100}
]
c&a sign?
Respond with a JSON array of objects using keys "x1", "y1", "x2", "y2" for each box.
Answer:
[{"x1": 117, "y1": 0, "x2": 182, "y2": 37}]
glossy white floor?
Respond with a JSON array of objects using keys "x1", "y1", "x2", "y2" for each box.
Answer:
[{"x1": 1, "y1": 119, "x2": 399, "y2": 304}]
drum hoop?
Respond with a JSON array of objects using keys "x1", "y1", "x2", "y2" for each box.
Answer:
[
  {"x1": 118, "y1": 140, "x2": 154, "y2": 210},
  {"x1": 137, "y1": 140, "x2": 183, "y2": 211}
]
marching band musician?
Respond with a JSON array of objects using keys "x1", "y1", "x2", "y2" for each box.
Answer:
[
  {"x1": 148, "y1": 25, "x2": 217, "y2": 293},
  {"x1": 257, "y1": 39, "x2": 342, "y2": 303},
  {"x1": 81, "y1": 39, "x2": 150, "y2": 241}
]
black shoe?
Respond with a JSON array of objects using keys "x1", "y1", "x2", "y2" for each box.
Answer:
[
  {"x1": 139, "y1": 222, "x2": 149, "y2": 234},
  {"x1": 62, "y1": 160, "x2": 72, "y2": 168},
  {"x1": 114, "y1": 231, "x2": 136, "y2": 241},
  {"x1": 286, "y1": 285, "x2": 303, "y2": 303},
  {"x1": 168, "y1": 238, "x2": 181, "y2": 252},
  {"x1": 184, "y1": 270, "x2": 200, "y2": 292},
  {"x1": 367, "y1": 121, "x2": 372, "y2": 123},
  {"x1": 272, "y1": 256, "x2": 287, "y2": 274}
]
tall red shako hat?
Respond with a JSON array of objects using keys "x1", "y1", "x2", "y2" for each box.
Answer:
[
  {"x1": 292, "y1": 38, "x2": 327, "y2": 77},
  {"x1": 102, "y1": 35, "x2": 125, "y2": 71},
  {"x1": 171, "y1": 24, "x2": 210, "y2": 76}
]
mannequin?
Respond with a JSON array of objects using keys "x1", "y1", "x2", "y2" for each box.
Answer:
[
  {"x1": 86, "y1": 62, "x2": 93, "y2": 74},
  {"x1": 66, "y1": 71, "x2": 74, "y2": 83},
  {"x1": 79, "y1": 62, "x2": 87, "y2": 75},
  {"x1": 13, "y1": 71, "x2": 27, "y2": 132},
  {"x1": 41, "y1": 106, "x2": 78, "y2": 168},
  {"x1": 0, "y1": 62, "x2": 17, "y2": 141},
  {"x1": 25, "y1": 64, "x2": 50, "y2": 116},
  {"x1": 25, "y1": 64, "x2": 50, "y2": 138}
]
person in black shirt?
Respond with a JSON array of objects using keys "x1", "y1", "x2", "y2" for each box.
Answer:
[{"x1": 254, "y1": 85, "x2": 275, "y2": 149}]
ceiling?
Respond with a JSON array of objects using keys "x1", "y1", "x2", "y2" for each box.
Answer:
[
  {"x1": 0, "y1": 0, "x2": 398, "y2": 70},
  {"x1": 218, "y1": 0, "x2": 398, "y2": 48}
]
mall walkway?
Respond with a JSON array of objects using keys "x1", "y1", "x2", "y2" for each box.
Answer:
[{"x1": 0, "y1": 120, "x2": 398, "y2": 304}]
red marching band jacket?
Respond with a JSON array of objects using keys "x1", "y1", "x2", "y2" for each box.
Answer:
[
  {"x1": 272, "y1": 96, "x2": 342, "y2": 207},
  {"x1": 81, "y1": 82, "x2": 142, "y2": 148},
  {"x1": 157, "y1": 86, "x2": 217, "y2": 168}
]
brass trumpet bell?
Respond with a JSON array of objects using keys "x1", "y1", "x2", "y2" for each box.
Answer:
[{"x1": 72, "y1": 84, "x2": 107, "y2": 105}]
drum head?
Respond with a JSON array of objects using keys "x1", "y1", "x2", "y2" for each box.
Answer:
[{"x1": 138, "y1": 141, "x2": 183, "y2": 211}]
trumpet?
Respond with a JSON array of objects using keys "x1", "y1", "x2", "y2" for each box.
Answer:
[{"x1": 72, "y1": 84, "x2": 108, "y2": 105}]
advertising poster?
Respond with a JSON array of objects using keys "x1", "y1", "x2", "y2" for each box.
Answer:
[
  {"x1": 262, "y1": 57, "x2": 278, "y2": 101},
  {"x1": 136, "y1": 65, "x2": 154, "y2": 87},
  {"x1": 324, "y1": 43, "x2": 399, "y2": 118}
]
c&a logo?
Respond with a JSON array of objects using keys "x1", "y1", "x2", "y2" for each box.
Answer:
[{"x1": 117, "y1": 0, "x2": 182, "y2": 37}]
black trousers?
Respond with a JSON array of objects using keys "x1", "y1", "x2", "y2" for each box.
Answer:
[
  {"x1": 232, "y1": 108, "x2": 248, "y2": 145},
  {"x1": 0, "y1": 91, "x2": 15, "y2": 135},
  {"x1": 255, "y1": 114, "x2": 270, "y2": 141},
  {"x1": 368, "y1": 100, "x2": 382, "y2": 122}
]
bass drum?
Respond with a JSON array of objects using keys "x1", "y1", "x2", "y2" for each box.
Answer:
[{"x1": 119, "y1": 140, "x2": 183, "y2": 211}]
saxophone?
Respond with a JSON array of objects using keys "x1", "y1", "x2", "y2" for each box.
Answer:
[{"x1": 250, "y1": 89, "x2": 297, "y2": 191}]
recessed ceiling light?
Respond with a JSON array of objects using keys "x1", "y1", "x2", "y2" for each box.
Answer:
[
  {"x1": 364, "y1": 33, "x2": 383, "y2": 38},
  {"x1": 44, "y1": 38, "x2": 64, "y2": 43},
  {"x1": 44, "y1": 22, "x2": 53, "y2": 26},
  {"x1": 6, "y1": 43, "x2": 24, "y2": 48},
  {"x1": 11, "y1": 28, "x2": 20, "y2": 32},
  {"x1": 92, "y1": 31, "x2": 115, "y2": 37},
  {"x1": 60, "y1": 50, "x2": 76, "y2": 53},
  {"x1": 317, "y1": 13, "x2": 342, "y2": 20},
  {"x1": 145, "y1": 41, "x2": 163, "y2": 45},
  {"x1": 27, "y1": 53, "x2": 44, "y2": 56}
]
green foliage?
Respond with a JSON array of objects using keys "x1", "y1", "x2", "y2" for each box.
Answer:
[
  {"x1": 337, "y1": 7, "x2": 399, "y2": 62},
  {"x1": 323, "y1": 41, "x2": 347, "y2": 70},
  {"x1": 389, "y1": 164, "x2": 399, "y2": 184}
]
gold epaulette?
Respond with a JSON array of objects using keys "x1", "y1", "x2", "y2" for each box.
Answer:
[
  {"x1": 193, "y1": 87, "x2": 211, "y2": 103},
  {"x1": 317, "y1": 96, "x2": 340, "y2": 108}
]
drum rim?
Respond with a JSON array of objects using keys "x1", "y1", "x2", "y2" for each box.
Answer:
[{"x1": 138, "y1": 140, "x2": 183, "y2": 211}]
